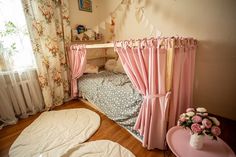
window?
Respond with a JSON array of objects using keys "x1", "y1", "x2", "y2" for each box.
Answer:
[{"x1": 0, "y1": 0, "x2": 35, "y2": 71}]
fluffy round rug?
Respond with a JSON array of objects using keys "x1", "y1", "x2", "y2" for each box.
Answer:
[
  {"x1": 9, "y1": 108, "x2": 100, "y2": 157},
  {"x1": 61, "y1": 140, "x2": 136, "y2": 157}
]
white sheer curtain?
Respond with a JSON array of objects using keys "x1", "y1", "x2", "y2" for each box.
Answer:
[
  {"x1": 0, "y1": 70, "x2": 44, "y2": 128},
  {"x1": 0, "y1": 0, "x2": 44, "y2": 129}
]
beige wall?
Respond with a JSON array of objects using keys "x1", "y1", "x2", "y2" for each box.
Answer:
[
  {"x1": 69, "y1": 0, "x2": 108, "y2": 66},
  {"x1": 68, "y1": 0, "x2": 236, "y2": 120},
  {"x1": 68, "y1": 0, "x2": 119, "y2": 29}
]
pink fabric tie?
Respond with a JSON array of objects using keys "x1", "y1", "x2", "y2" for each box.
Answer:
[{"x1": 143, "y1": 93, "x2": 170, "y2": 99}]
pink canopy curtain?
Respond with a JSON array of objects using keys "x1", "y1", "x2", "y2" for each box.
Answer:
[
  {"x1": 68, "y1": 44, "x2": 87, "y2": 98},
  {"x1": 168, "y1": 38, "x2": 197, "y2": 128},
  {"x1": 115, "y1": 38, "x2": 171, "y2": 150},
  {"x1": 115, "y1": 37, "x2": 197, "y2": 150}
]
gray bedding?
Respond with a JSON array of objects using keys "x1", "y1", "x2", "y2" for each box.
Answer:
[{"x1": 78, "y1": 71, "x2": 142, "y2": 139}]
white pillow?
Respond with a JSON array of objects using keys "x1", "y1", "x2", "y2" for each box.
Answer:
[
  {"x1": 105, "y1": 59, "x2": 117, "y2": 71},
  {"x1": 105, "y1": 58, "x2": 125, "y2": 73},
  {"x1": 113, "y1": 58, "x2": 125, "y2": 73},
  {"x1": 84, "y1": 64, "x2": 99, "y2": 74}
]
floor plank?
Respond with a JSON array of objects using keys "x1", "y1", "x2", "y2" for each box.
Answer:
[{"x1": 0, "y1": 100, "x2": 173, "y2": 157}]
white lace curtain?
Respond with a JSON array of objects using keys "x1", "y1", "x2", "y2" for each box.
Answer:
[{"x1": 0, "y1": 0, "x2": 45, "y2": 129}]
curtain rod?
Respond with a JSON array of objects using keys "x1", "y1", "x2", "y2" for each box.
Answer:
[
  {"x1": 72, "y1": 37, "x2": 173, "y2": 49},
  {"x1": 82, "y1": 42, "x2": 140, "y2": 49},
  {"x1": 72, "y1": 38, "x2": 197, "y2": 49},
  {"x1": 85, "y1": 43, "x2": 114, "y2": 49}
]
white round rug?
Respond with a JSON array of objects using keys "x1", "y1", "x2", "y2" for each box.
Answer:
[
  {"x1": 61, "y1": 140, "x2": 136, "y2": 157},
  {"x1": 9, "y1": 108, "x2": 100, "y2": 157}
]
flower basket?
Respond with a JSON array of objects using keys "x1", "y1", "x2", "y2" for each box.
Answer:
[{"x1": 178, "y1": 107, "x2": 221, "y2": 149}]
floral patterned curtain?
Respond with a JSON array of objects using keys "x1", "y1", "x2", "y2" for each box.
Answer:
[{"x1": 21, "y1": 0, "x2": 71, "y2": 108}]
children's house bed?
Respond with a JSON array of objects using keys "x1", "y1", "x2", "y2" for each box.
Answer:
[{"x1": 69, "y1": 38, "x2": 197, "y2": 150}]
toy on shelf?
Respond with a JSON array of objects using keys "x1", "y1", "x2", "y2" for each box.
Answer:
[{"x1": 72, "y1": 24, "x2": 103, "y2": 42}]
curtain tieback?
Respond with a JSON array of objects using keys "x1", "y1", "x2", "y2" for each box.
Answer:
[{"x1": 143, "y1": 92, "x2": 171, "y2": 99}]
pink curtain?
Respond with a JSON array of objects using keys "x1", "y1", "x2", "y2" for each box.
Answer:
[
  {"x1": 115, "y1": 38, "x2": 171, "y2": 150},
  {"x1": 168, "y1": 38, "x2": 197, "y2": 128},
  {"x1": 68, "y1": 44, "x2": 87, "y2": 98},
  {"x1": 115, "y1": 37, "x2": 197, "y2": 150}
]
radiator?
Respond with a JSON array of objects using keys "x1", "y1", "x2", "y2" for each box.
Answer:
[{"x1": 0, "y1": 68, "x2": 44, "y2": 128}]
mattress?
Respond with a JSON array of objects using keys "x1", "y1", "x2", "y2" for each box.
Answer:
[{"x1": 78, "y1": 71, "x2": 142, "y2": 139}]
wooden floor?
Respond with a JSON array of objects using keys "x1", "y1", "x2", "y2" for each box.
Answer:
[{"x1": 0, "y1": 100, "x2": 174, "y2": 157}]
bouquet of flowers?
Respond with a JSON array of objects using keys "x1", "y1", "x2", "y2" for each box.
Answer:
[{"x1": 177, "y1": 107, "x2": 221, "y2": 140}]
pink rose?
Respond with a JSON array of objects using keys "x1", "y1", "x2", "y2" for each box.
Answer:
[
  {"x1": 180, "y1": 117, "x2": 186, "y2": 122},
  {"x1": 192, "y1": 115, "x2": 202, "y2": 123},
  {"x1": 202, "y1": 118, "x2": 212, "y2": 129},
  {"x1": 211, "y1": 126, "x2": 221, "y2": 136},
  {"x1": 191, "y1": 123, "x2": 202, "y2": 134},
  {"x1": 186, "y1": 108, "x2": 195, "y2": 112}
]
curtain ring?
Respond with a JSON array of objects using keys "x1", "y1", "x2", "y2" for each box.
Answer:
[
  {"x1": 129, "y1": 39, "x2": 133, "y2": 47},
  {"x1": 133, "y1": 39, "x2": 136, "y2": 47},
  {"x1": 136, "y1": 39, "x2": 140, "y2": 48},
  {"x1": 144, "y1": 38, "x2": 148, "y2": 47},
  {"x1": 121, "y1": 40, "x2": 124, "y2": 48}
]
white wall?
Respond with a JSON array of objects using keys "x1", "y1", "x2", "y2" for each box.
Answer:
[{"x1": 68, "y1": 0, "x2": 236, "y2": 120}]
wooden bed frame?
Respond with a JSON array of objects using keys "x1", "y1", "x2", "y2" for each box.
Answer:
[{"x1": 79, "y1": 98, "x2": 105, "y2": 114}]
